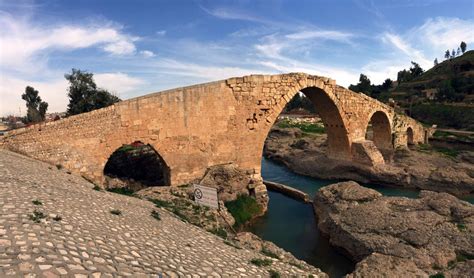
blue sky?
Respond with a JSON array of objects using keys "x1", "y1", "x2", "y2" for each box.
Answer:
[{"x1": 1, "y1": 0, "x2": 473, "y2": 115}]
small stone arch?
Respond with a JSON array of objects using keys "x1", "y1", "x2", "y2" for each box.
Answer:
[
  {"x1": 103, "y1": 141, "x2": 171, "y2": 188},
  {"x1": 407, "y1": 127, "x2": 414, "y2": 146},
  {"x1": 366, "y1": 111, "x2": 392, "y2": 151}
]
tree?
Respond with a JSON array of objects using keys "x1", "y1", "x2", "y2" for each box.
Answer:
[
  {"x1": 21, "y1": 86, "x2": 48, "y2": 123},
  {"x1": 349, "y1": 74, "x2": 372, "y2": 95},
  {"x1": 460, "y1": 41, "x2": 467, "y2": 54},
  {"x1": 409, "y1": 61, "x2": 424, "y2": 78},
  {"x1": 381, "y1": 78, "x2": 393, "y2": 90},
  {"x1": 65, "y1": 68, "x2": 121, "y2": 116},
  {"x1": 444, "y1": 50, "x2": 450, "y2": 59},
  {"x1": 451, "y1": 49, "x2": 456, "y2": 59},
  {"x1": 434, "y1": 58, "x2": 438, "y2": 66}
]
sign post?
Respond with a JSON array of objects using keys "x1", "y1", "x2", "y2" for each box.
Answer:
[{"x1": 193, "y1": 184, "x2": 219, "y2": 209}]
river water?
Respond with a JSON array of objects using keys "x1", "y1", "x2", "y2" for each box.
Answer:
[{"x1": 248, "y1": 158, "x2": 474, "y2": 277}]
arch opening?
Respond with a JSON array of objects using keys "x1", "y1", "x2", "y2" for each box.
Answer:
[
  {"x1": 261, "y1": 86, "x2": 351, "y2": 167},
  {"x1": 104, "y1": 141, "x2": 170, "y2": 190},
  {"x1": 365, "y1": 111, "x2": 392, "y2": 152},
  {"x1": 407, "y1": 127, "x2": 414, "y2": 146}
]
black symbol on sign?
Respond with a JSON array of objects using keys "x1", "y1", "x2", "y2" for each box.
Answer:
[{"x1": 194, "y1": 189, "x2": 203, "y2": 199}]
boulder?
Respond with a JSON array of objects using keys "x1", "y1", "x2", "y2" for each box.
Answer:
[{"x1": 314, "y1": 181, "x2": 474, "y2": 277}]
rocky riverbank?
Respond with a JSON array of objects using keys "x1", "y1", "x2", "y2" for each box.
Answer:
[
  {"x1": 313, "y1": 181, "x2": 474, "y2": 277},
  {"x1": 264, "y1": 126, "x2": 474, "y2": 196}
]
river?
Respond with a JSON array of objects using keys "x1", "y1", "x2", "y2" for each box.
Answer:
[{"x1": 247, "y1": 158, "x2": 474, "y2": 277}]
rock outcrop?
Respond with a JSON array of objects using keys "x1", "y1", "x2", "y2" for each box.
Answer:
[
  {"x1": 313, "y1": 181, "x2": 474, "y2": 277},
  {"x1": 264, "y1": 127, "x2": 474, "y2": 196}
]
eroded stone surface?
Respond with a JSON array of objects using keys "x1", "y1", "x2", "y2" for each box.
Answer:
[
  {"x1": 0, "y1": 149, "x2": 326, "y2": 277},
  {"x1": 313, "y1": 181, "x2": 474, "y2": 277}
]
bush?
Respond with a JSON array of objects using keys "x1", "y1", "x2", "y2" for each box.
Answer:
[
  {"x1": 106, "y1": 187, "x2": 135, "y2": 196},
  {"x1": 269, "y1": 270, "x2": 281, "y2": 278},
  {"x1": 250, "y1": 258, "x2": 272, "y2": 267},
  {"x1": 411, "y1": 104, "x2": 474, "y2": 130},
  {"x1": 151, "y1": 210, "x2": 161, "y2": 220},
  {"x1": 225, "y1": 194, "x2": 262, "y2": 228}
]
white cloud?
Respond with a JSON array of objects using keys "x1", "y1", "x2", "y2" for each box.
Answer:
[
  {"x1": 140, "y1": 50, "x2": 156, "y2": 58},
  {"x1": 286, "y1": 30, "x2": 353, "y2": 42},
  {"x1": 156, "y1": 30, "x2": 166, "y2": 36},
  {"x1": 94, "y1": 73, "x2": 144, "y2": 95},
  {"x1": 0, "y1": 12, "x2": 138, "y2": 73}
]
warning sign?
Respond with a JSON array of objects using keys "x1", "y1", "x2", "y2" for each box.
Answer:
[{"x1": 193, "y1": 184, "x2": 219, "y2": 209}]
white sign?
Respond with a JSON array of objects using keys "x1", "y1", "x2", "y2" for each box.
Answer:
[{"x1": 193, "y1": 184, "x2": 219, "y2": 209}]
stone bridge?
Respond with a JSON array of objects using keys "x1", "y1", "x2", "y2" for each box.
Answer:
[{"x1": 2, "y1": 73, "x2": 430, "y2": 202}]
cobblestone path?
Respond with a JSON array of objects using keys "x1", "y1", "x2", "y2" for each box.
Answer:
[{"x1": 0, "y1": 150, "x2": 326, "y2": 277}]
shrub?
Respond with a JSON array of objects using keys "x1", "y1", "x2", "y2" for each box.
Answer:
[
  {"x1": 29, "y1": 210, "x2": 46, "y2": 223},
  {"x1": 110, "y1": 209, "x2": 122, "y2": 216},
  {"x1": 151, "y1": 210, "x2": 161, "y2": 220},
  {"x1": 261, "y1": 247, "x2": 279, "y2": 259},
  {"x1": 429, "y1": 273, "x2": 445, "y2": 278},
  {"x1": 269, "y1": 269, "x2": 281, "y2": 278},
  {"x1": 150, "y1": 199, "x2": 172, "y2": 208},
  {"x1": 225, "y1": 194, "x2": 262, "y2": 228},
  {"x1": 106, "y1": 187, "x2": 135, "y2": 196},
  {"x1": 208, "y1": 227, "x2": 227, "y2": 239},
  {"x1": 250, "y1": 258, "x2": 272, "y2": 267},
  {"x1": 92, "y1": 185, "x2": 102, "y2": 191},
  {"x1": 32, "y1": 199, "x2": 43, "y2": 206}
]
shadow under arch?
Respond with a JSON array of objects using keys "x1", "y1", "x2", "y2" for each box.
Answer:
[
  {"x1": 365, "y1": 111, "x2": 392, "y2": 151},
  {"x1": 103, "y1": 141, "x2": 171, "y2": 187},
  {"x1": 407, "y1": 127, "x2": 414, "y2": 145}
]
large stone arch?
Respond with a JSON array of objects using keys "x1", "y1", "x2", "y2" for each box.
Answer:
[{"x1": 365, "y1": 110, "x2": 393, "y2": 151}]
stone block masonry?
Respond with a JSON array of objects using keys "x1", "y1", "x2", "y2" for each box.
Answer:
[{"x1": 1, "y1": 73, "x2": 430, "y2": 201}]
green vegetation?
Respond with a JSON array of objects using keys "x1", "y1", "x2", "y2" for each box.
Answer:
[
  {"x1": 277, "y1": 119, "x2": 325, "y2": 134},
  {"x1": 223, "y1": 240, "x2": 242, "y2": 249},
  {"x1": 429, "y1": 273, "x2": 445, "y2": 278},
  {"x1": 411, "y1": 104, "x2": 473, "y2": 130},
  {"x1": 92, "y1": 185, "x2": 102, "y2": 191},
  {"x1": 284, "y1": 93, "x2": 315, "y2": 113},
  {"x1": 250, "y1": 258, "x2": 273, "y2": 267},
  {"x1": 110, "y1": 209, "x2": 122, "y2": 216},
  {"x1": 117, "y1": 145, "x2": 136, "y2": 152},
  {"x1": 417, "y1": 144, "x2": 460, "y2": 158},
  {"x1": 65, "y1": 68, "x2": 121, "y2": 116},
  {"x1": 457, "y1": 223, "x2": 467, "y2": 231},
  {"x1": 32, "y1": 199, "x2": 43, "y2": 206},
  {"x1": 106, "y1": 187, "x2": 135, "y2": 196},
  {"x1": 28, "y1": 209, "x2": 46, "y2": 223},
  {"x1": 150, "y1": 198, "x2": 172, "y2": 208},
  {"x1": 53, "y1": 215, "x2": 62, "y2": 221},
  {"x1": 151, "y1": 210, "x2": 161, "y2": 221},
  {"x1": 21, "y1": 85, "x2": 48, "y2": 123},
  {"x1": 208, "y1": 227, "x2": 228, "y2": 239},
  {"x1": 261, "y1": 247, "x2": 279, "y2": 259},
  {"x1": 269, "y1": 269, "x2": 281, "y2": 278},
  {"x1": 225, "y1": 194, "x2": 262, "y2": 228}
]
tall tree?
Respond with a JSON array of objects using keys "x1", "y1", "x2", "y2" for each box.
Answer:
[
  {"x1": 444, "y1": 49, "x2": 450, "y2": 59},
  {"x1": 434, "y1": 58, "x2": 438, "y2": 66},
  {"x1": 21, "y1": 86, "x2": 48, "y2": 123},
  {"x1": 409, "y1": 61, "x2": 424, "y2": 78},
  {"x1": 451, "y1": 49, "x2": 456, "y2": 59},
  {"x1": 460, "y1": 41, "x2": 467, "y2": 54},
  {"x1": 381, "y1": 78, "x2": 393, "y2": 90},
  {"x1": 349, "y1": 74, "x2": 372, "y2": 95},
  {"x1": 65, "y1": 68, "x2": 121, "y2": 116}
]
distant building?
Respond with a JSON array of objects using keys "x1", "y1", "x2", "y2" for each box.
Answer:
[{"x1": 421, "y1": 89, "x2": 437, "y2": 100}]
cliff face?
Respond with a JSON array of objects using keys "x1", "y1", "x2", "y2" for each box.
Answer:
[{"x1": 313, "y1": 181, "x2": 474, "y2": 277}]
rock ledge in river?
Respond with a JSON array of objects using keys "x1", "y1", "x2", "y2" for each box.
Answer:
[{"x1": 314, "y1": 181, "x2": 474, "y2": 277}]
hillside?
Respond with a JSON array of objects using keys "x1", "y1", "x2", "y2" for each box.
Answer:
[{"x1": 391, "y1": 50, "x2": 474, "y2": 130}]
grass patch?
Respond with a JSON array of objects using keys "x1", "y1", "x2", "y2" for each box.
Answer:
[
  {"x1": 277, "y1": 119, "x2": 325, "y2": 134},
  {"x1": 151, "y1": 210, "x2": 161, "y2": 221},
  {"x1": 429, "y1": 273, "x2": 445, "y2": 278},
  {"x1": 171, "y1": 207, "x2": 189, "y2": 222},
  {"x1": 225, "y1": 194, "x2": 262, "y2": 228},
  {"x1": 261, "y1": 247, "x2": 279, "y2": 259},
  {"x1": 150, "y1": 199, "x2": 172, "y2": 208},
  {"x1": 53, "y1": 215, "x2": 62, "y2": 221},
  {"x1": 208, "y1": 227, "x2": 227, "y2": 239},
  {"x1": 457, "y1": 223, "x2": 467, "y2": 231},
  {"x1": 417, "y1": 144, "x2": 460, "y2": 158},
  {"x1": 32, "y1": 199, "x2": 43, "y2": 206},
  {"x1": 223, "y1": 240, "x2": 242, "y2": 249},
  {"x1": 92, "y1": 185, "x2": 102, "y2": 191},
  {"x1": 250, "y1": 258, "x2": 272, "y2": 267},
  {"x1": 110, "y1": 209, "x2": 122, "y2": 216},
  {"x1": 269, "y1": 269, "x2": 281, "y2": 278},
  {"x1": 28, "y1": 209, "x2": 46, "y2": 223},
  {"x1": 106, "y1": 187, "x2": 135, "y2": 196}
]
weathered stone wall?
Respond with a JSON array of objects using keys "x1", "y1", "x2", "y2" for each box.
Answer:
[{"x1": 1, "y1": 73, "x2": 429, "y2": 191}]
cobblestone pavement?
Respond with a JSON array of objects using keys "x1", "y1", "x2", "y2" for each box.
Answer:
[{"x1": 0, "y1": 150, "x2": 326, "y2": 277}]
